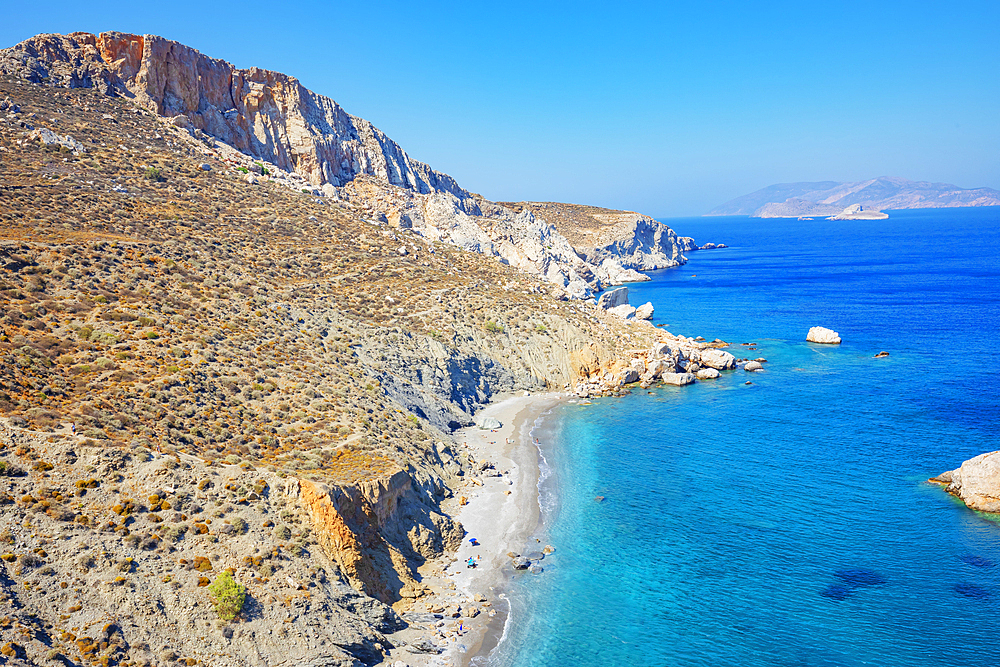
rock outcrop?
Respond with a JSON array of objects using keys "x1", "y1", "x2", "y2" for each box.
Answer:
[
  {"x1": 285, "y1": 472, "x2": 462, "y2": 604},
  {"x1": 0, "y1": 31, "x2": 466, "y2": 196},
  {"x1": 807, "y1": 326, "x2": 842, "y2": 344},
  {"x1": 931, "y1": 451, "x2": 1000, "y2": 512}
]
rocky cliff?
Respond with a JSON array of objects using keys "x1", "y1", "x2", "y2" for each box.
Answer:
[
  {"x1": 0, "y1": 32, "x2": 701, "y2": 299},
  {"x1": 0, "y1": 31, "x2": 467, "y2": 196}
]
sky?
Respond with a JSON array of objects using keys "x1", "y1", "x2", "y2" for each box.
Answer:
[{"x1": 3, "y1": 1, "x2": 998, "y2": 216}]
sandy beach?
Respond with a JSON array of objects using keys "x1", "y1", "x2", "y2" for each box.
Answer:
[{"x1": 382, "y1": 392, "x2": 565, "y2": 667}]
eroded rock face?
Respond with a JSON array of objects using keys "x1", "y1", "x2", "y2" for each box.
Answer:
[
  {"x1": 0, "y1": 31, "x2": 466, "y2": 195},
  {"x1": 935, "y1": 451, "x2": 1000, "y2": 512},
  {"x1": 807, "y1": 326, "x2": 842, "y2": 344},
  {"x1": 597, "y1": 287, "x2": 629, "y2": 310},
  {"x1": 285, "y1": 473, "x2": 462, "y2": 604}
]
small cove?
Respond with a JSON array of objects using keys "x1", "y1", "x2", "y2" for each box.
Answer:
[{"x1": 480, "y1": 208, "x2": 1000, "y2": 667}]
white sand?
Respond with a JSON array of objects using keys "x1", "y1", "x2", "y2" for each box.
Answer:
[{"x1": 389, "y1": 392, "x2": 565, "y2": 667}]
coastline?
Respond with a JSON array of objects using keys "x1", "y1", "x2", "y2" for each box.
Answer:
[{"x1": 382, "y1": 392, "x2": 566, "y2": 667}]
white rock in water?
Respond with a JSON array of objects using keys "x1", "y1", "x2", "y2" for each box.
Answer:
[
  {"x1": 478, "y1": 417, "x2": 502, "y2": 430},
  {"x1": 941, "y1": 451, "x2": 1000, "y2": 512},
  {"x1": 661, "y1": 372, "x2": 696, "y2": 386},
  {"x1": 744, "y1": 361, "x2": 763, "y2": 372},
  {"x1": 634, "y1": 302, "x2": 654, "y2": 320},
  {"x1": 696, "y1": 368, "x2": 720, "y2": 380},
  {"x1": 807, "y1": 326, "x2": 841, "y2": 344},
  {"x1": 597, "y1": 287, "x2": 629, "y2": 310},
  {"x1": 700, "y1": 349, "x2": 736, "y2": 370}
]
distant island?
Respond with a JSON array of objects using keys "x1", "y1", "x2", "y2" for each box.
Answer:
[{"x1": 707, "y1": 176, "x2": 1000, "y2": 218}]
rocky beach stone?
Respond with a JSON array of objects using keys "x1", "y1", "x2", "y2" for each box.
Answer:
[
  {"x1": 634, "y1": 302, "x2": 654, "y2": 319},
  {"x1": 744, "y1": 361, "x2": 763, "y2": 372},
  {"x1": 700, "y1": 348, "x2": 736, "y2": 370},
  {"x1": 696, "y1": 368, "x2": 720, "y2": 379},
  {"x1": 807, "y1": 326, "x2": 842, "y2": 344},
  {"x1": 661, "y1": 372, "x2": 696, "y2": 386},
  {"x1": 478, "y1": 417, "x2": 502, "y2": 430}
]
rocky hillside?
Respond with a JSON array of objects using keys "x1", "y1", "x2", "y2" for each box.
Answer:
[
  {"x1": 0, "y1": 32, "x2": 700, "y2": 300},
  {"x1": 0, "y1": 65, "x2": 738, "y2": 666},
  {"x1": 708, "y1": 176, "x2": 1000, "y2": 217}
]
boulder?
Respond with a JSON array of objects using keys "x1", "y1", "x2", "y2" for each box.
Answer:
[
  {"x1": 744, "y1": 361, "x2": 763, "y2": 372},
  {"x1": 607, "y1": 304, "x2": 636, "y2": 319},
  {"x1": 512, "y1": 557, "x2": 530, "y2": 570},
  {"x1": 634, "y1": 302, "x2": 654, "y2": 320},
  {"x1": 597, "y1": 287, "x2": 629, "y2": 310},
  {"x1": 700, "y1": 349, "x2": 736, "y2": 370},
  {"x1": 807, "y1": 326, "x2": 841, "y2": 344},
  {"x1": 661, "y1": 372, "x2": 695, "y2": 386},
  {"x1": 644, "y1": 358, "x2": 673, "y2": 380},
  {"x1": 478, "y1": 417, "x2": 502, "y2": 430},
  {"x1": 696, "y1": 368, "x2": 720, "y2": 380},
  {"x1": 650, "y1": 342, "x2": 672, "y2": 358},
  {"x1": 618, "y1": 368, "x2": 639, "y2": 385},
  {"x1": 938, "y1": 451, "x2": 1000, "y2": 512}
]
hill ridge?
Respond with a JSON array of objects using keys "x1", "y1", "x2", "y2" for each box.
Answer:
[{"x1": 708, "y1": 176, "x2": 1000, "y2": 217}]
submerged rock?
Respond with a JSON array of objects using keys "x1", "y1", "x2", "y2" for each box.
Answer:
[
  {"x1": 820, "y1": 584, "x2": 852, "y2": 601},
  {"x1": 959, "y1": 554, "x2": 995, "y2": 568},
  {"x1": 954, "y1": 583, "x2": 992, "y2": 600},
  {"x1": 834, "y1": 568, "x2": 886, "y2": 587}
]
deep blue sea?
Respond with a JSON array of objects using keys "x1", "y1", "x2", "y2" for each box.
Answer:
[{"x1": 488, "y1": 208, "x2": 1000, "y2": 667}]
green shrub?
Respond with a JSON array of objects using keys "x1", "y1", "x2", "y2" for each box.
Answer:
[
  {"x1": 484, "y1": 320, "x2": 504, "y2": 334},
  {"x1": 207, "y1": 571, "x2": 245, "y2": 621},
  {"x1": 144, "y1": 167, "x2": 165, "y2": 182}
]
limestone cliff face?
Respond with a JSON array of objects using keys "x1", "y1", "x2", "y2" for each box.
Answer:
[
  {"x1": 581, "y1": 213, "x2": 697, "y2": 279},
  {"x1": 0, "y1": 31, "x2": 467, "y2": 195},
  {"x1": 285, "y1": 471, "x2": 462, "y2": 604}
]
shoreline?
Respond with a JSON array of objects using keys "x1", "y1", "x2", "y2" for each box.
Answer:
[{"x1": 382, "y1": 392, "x2": 565, "y2": 667}]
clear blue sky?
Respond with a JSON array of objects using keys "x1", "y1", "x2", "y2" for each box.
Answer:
[{"x1": 3, "y1": 1, "x2": 998, "y2": 216}]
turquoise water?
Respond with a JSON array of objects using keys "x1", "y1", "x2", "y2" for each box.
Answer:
[{"x1": 489, "y1": 208, "x2": 1000, "y2": 667}]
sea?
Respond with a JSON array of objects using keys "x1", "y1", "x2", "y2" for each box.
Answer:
[{"x1": 480, "y1": 207, "x2": 1000, "y2": 667}]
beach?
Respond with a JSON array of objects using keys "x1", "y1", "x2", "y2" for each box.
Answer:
[{"x1": 383, "y1": 392, "x2": 565, "y2": 667}]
